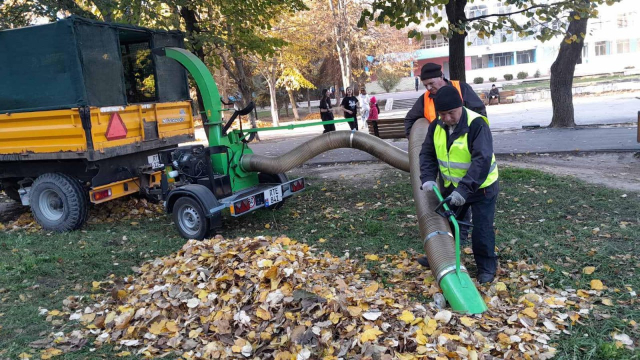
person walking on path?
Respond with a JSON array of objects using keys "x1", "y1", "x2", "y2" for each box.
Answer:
[
  {"x1": 358, "y1": 87, "x2": 371, "y2": 130},
  {"x1": 341, "y1": 87, "x2": 359, "y2": 130},
  {"x1": 415, "y1": 76, "x2": 419, "y2": 92},
  {"x1": 319, "y1": 89, "x2": 336, "y2": 133},
  {"x1": 419, "y1": 86, "x2": 500, "y2": 284},
  {"x1": 367, "y1": 96, "x2": 379, "y2": 124},
  {"x1": 404, "y1": 63, "x2": 486, "y2": 138}
]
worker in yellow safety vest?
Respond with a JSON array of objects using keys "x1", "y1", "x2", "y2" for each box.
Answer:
[
  {"x1": 419, "y1": 86, "x2": 499, "y2": 284},
  {"x1": 404, "y1": 63, "x2": 486, "y2": 138}
]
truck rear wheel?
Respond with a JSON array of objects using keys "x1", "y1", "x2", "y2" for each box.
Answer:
[
  {"x1": 30, "y1": 173, "x2": 88, "y2": 232},
  {"x1": 172, "y1": 196, "x2": 211, "y2": 240}
]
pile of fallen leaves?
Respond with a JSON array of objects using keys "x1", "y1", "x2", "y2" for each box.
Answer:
[
  {"x1": 32, "y1": 235, "x2": 632, "y2": 359},
  {"x1": 0, "y1": 197, "x2": 164, "y2": 232}
]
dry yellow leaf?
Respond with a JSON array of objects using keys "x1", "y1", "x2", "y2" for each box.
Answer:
[
  {"x1": 318, "y1": 238, "x2": 327, "y2": 243},
  {"x1": 116, "y1": 351, "x2": 131, "y2": 357},
  {"x1": 583, "y1": 266, "x2": 596, "y2": 275},
  {"x1": 256, "y1": 307, "x2": 272, "y2": 320},
  {"x1": 460, "y1": 316, "x2": 476, "y2": 327},
  {"x1": 264, "y1": 224, "x2": 271, "y2": 229},
  {"x1": 149, "y1": 319, "x2": 166, "y2": 335},
  {"x1": 355, "y1": 202, "x2": 365, "y2": 207},
  {"x1": 365, "y1": 282, "x2": 379, "y2": 296},
  {"x1": 18, "y1": 353, "x2": 32, "y2": 359},
  {"x1": 591, "y1": 279, "x2": 604, "y2": 290},
  {"x1": 423, "y1": 319, "x2": 437, "y2": 335},
  {"x1": 329, "y1": 312, "x2": 342, "y2": 324},
  {"x1": 398, "y1": 310, "x2": 415, "y2": 324},
  {"x1": 415, "y1": 329, "x2": 428, "y2": 345},
  {"x1": 601, "y1": 298, "x2": 613, "y2": 306},
  {"x1": 347, "y1": 306, "x2": 363, "y2": 317},
  {"x1": 495, "y1": 282, "x2": 507, "y2": 292},
  {"x1": 104, "y1": 311, "x2": 116, "y2": 324},
  {"x1": 569, "y1": 313, "x2": 580, "y2": 323},
  {"x1": 234, "y1": 269, "x2": 246, "y2": 276},
  {"x1": 359, "y1": 328, "x2": 383, "y2": 342},
  {"x1": 521, "y1": 307, "x2": 538, "y2": 319},
  {"x1": 40, "y1": 348, "x2": 63, "y2": 360},
  {"x1": 165, "y1": 321, "x2": 179, "y2": 332},
  {"x1": 365, "y1": 254, "x2": 379, "y2": 261}
]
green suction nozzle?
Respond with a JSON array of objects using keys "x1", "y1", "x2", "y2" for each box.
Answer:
[{"x1": 439, "y1": 271, "x2": 488, "y2": 314}]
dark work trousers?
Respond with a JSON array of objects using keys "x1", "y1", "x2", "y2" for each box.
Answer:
[
  {"x1": 347, "y1": 116, "x2": 358, "y2": 130},
  {"x1": 449, "y1": 193, "x2": 498, "y2": 275}
]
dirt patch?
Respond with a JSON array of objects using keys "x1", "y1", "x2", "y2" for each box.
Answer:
[{"x1": 499, "y1": 152, "x2": 640, "y2": 193}]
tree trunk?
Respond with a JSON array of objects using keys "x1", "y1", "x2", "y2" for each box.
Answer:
[
  {"x1": 329, "y1": 0, "x2": 351, "y2": 89},
  {"x1": 550, "y1": 13, "x2": 588, "y2": 128},
  {"x1": 287, "y1": 90, "x2": 300, "y2": 121},
  {"x1": 307, "y1": 88, "x2": 311, "y2": 114},
  {"x1": 231, "y1": 51, "x2": 260, "y2": 141},
  {"x1": 445, "y1": 0, "x2": 468, "y2": 82},
  {"x1": 267, "y1": 77, "x2": 279, "y2": 126},
  {"x1": 284, "y1": 94, "x2": 290, "y2": 118}
]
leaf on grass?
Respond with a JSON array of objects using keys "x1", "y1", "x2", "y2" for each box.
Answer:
[
  {"x1": 590, "y1": 279, "x2": 604, "y2": 290},
  {"x1": 359, "y1": 328, "x2": 383, "y2": 342},
  {"x1": 398, "y1": 310, "x2": 415, "y2": 324},
  {"x1": 582, "y1": 266, "x2": 596, "y2": 275}
]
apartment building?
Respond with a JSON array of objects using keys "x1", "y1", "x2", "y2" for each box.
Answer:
[{"x1": 412, "y1": 0, "x2": 640, "y2": 81}]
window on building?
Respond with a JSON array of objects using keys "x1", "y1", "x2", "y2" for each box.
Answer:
[
  {"x1": 616, "y1": 39, "x2": 630, "y2": 53},
  {"x1": 492, "y1": 52, "x2": 513, "y2": 67},
  {"x1": 467, "y1": 5, "x2": 488, "y2": 19},
  {"x1": 617, "y1": 13, "x2": 636, "y2": 28},
  {"x1": 594, "y1": 41, "x2": 609, "y2": 56},
  {"x1": 421, "y1": 34, "x2": 448, "y2": 49},
  {"x1": 470, "y1": 56, "x2": 489, "y2": 70},
  {"x1": 516, "y1": 49, "x2": 535, "y2": 64}
]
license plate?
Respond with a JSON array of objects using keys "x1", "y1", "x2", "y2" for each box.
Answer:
[
  {"x1": 264, "y1": 186, "x2": 282, "y2": 207},
  {"x1": 147, "y1": 154, "x2": 163, "y2": 169}
]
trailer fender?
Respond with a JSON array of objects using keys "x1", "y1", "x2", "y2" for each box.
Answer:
[{"x1": 165, "y1": 184, "x2": 222, "y2": 218}]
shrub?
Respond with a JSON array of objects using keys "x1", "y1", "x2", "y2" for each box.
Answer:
[
  {"x1": 504, "y1": 74, "x2": 514, "y2": 81},
  {"x1": 534, "y1": 70, "x2": 541, "y2": 78},
  {"x1": 473, "y1": 77, "x2": 484, "y2": 84},
  {"x1": 376, "y1": 68, "x2": 403, "y2": 93},
  {"x1": 517, "y1": 71, "x2": 529, "y2": 79},
  {"x1": 489, "y1": 77, "x2": 497, "y2": 82}
]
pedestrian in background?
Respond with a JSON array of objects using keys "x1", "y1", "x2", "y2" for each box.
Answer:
[
  {"x1": 415, "y1": 76, "x2": 419, "y2": 92},
  {"x1": 319, "y1": 89, "x2": 336, "y2": 133},
  {"x1": 340, "y1": 87, "x2": 359, "y2": 130},
  {"x1": 358, "y1": 87, "x2": 371, "y2": 130},
  {"x1": 368, "y1": 96, "x2": 379, "y2": 123}
]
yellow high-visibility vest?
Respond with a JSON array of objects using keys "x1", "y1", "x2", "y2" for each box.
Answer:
[{"x1": 433, "y1": 108, "x2": 498, "y2": 188}]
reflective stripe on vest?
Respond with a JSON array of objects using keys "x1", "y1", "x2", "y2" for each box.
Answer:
[
  {"x1": 433, "y1": 108, "x2": 499, "y2": 189},
  {"x1": 423, "y1": 80, "x2": 462, "y2": 122}
]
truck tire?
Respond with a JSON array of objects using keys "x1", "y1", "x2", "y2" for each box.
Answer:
[
  {"x1": 258, "y1": 173, "x2": 288, "y2": 210},
  {"x1": 172, "y1": 196, "x2": 211, "y2": 240},
  {"x1": 1, "y1": 182, "x2": 21, "y2": 202},
  {"x1": 30, "y1": 173, "x2": 88, "y2": 232}
]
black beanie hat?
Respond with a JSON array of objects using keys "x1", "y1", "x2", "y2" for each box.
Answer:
[
  {"x1": 434, "y1": 85, "x2": 463, "y2": 112},
  {"x1": 420, "y1": 63, "x2": 442, "y2": 80}
]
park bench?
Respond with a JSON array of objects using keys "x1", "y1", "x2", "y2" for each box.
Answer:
[
  {"x1": 367, "y1": 118, "x2": 406, "y2": 139},
  {"x1": 500, "y1": 90, "x2": 517, "y2": 104}
]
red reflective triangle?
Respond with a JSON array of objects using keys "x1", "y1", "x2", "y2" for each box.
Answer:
[{"x1": 105, "y1": 112, "x2": 128, "y2": 140}]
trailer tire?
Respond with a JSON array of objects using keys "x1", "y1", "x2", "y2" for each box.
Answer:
[
  {"x1": 172, "y1": 196, "x2": 211, "y2": 240},
  {"x1": 258, "y1": 173, "x2": 288, "y2": 210},
  {"x1": 30, "y1": 173, "x2": 88, "y2": 232}
]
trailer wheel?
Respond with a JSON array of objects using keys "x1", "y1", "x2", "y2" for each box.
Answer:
[
  {"x1": 30, "y1": 173, "x2": 88, "y2": 232},
  {"x1": 258, "y1": 173, "x2": 288, "y2": 210},
  {"x1": 172, "y1": 196, "x2": 210, "y2": 240}
]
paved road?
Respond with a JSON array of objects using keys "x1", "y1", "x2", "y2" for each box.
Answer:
[
  {"x1": 230, "y1": 93, "x2": 640, "y2": 142},
  {"x1": 247, "y1": 127, "x2": 639, "y2": 166}
]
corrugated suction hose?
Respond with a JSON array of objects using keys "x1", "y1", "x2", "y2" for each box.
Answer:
[
  {"x1": 241, "y1": 130, "x2": 409, "y2": 174},
  {"x1": 408, "y1": 119, "x2": 464, "y2": 283},
  {"x1": 242, "y1": 124, "x2": 462, "y2": 283}
]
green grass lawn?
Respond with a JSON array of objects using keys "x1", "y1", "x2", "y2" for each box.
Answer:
[{"x1": 0, "y1": 167, "x2": 638, "y2": 359}]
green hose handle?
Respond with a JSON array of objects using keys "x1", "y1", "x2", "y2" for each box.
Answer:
[{"x1": 431, "y1": 186, "x2": 462, "y2": 279}]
